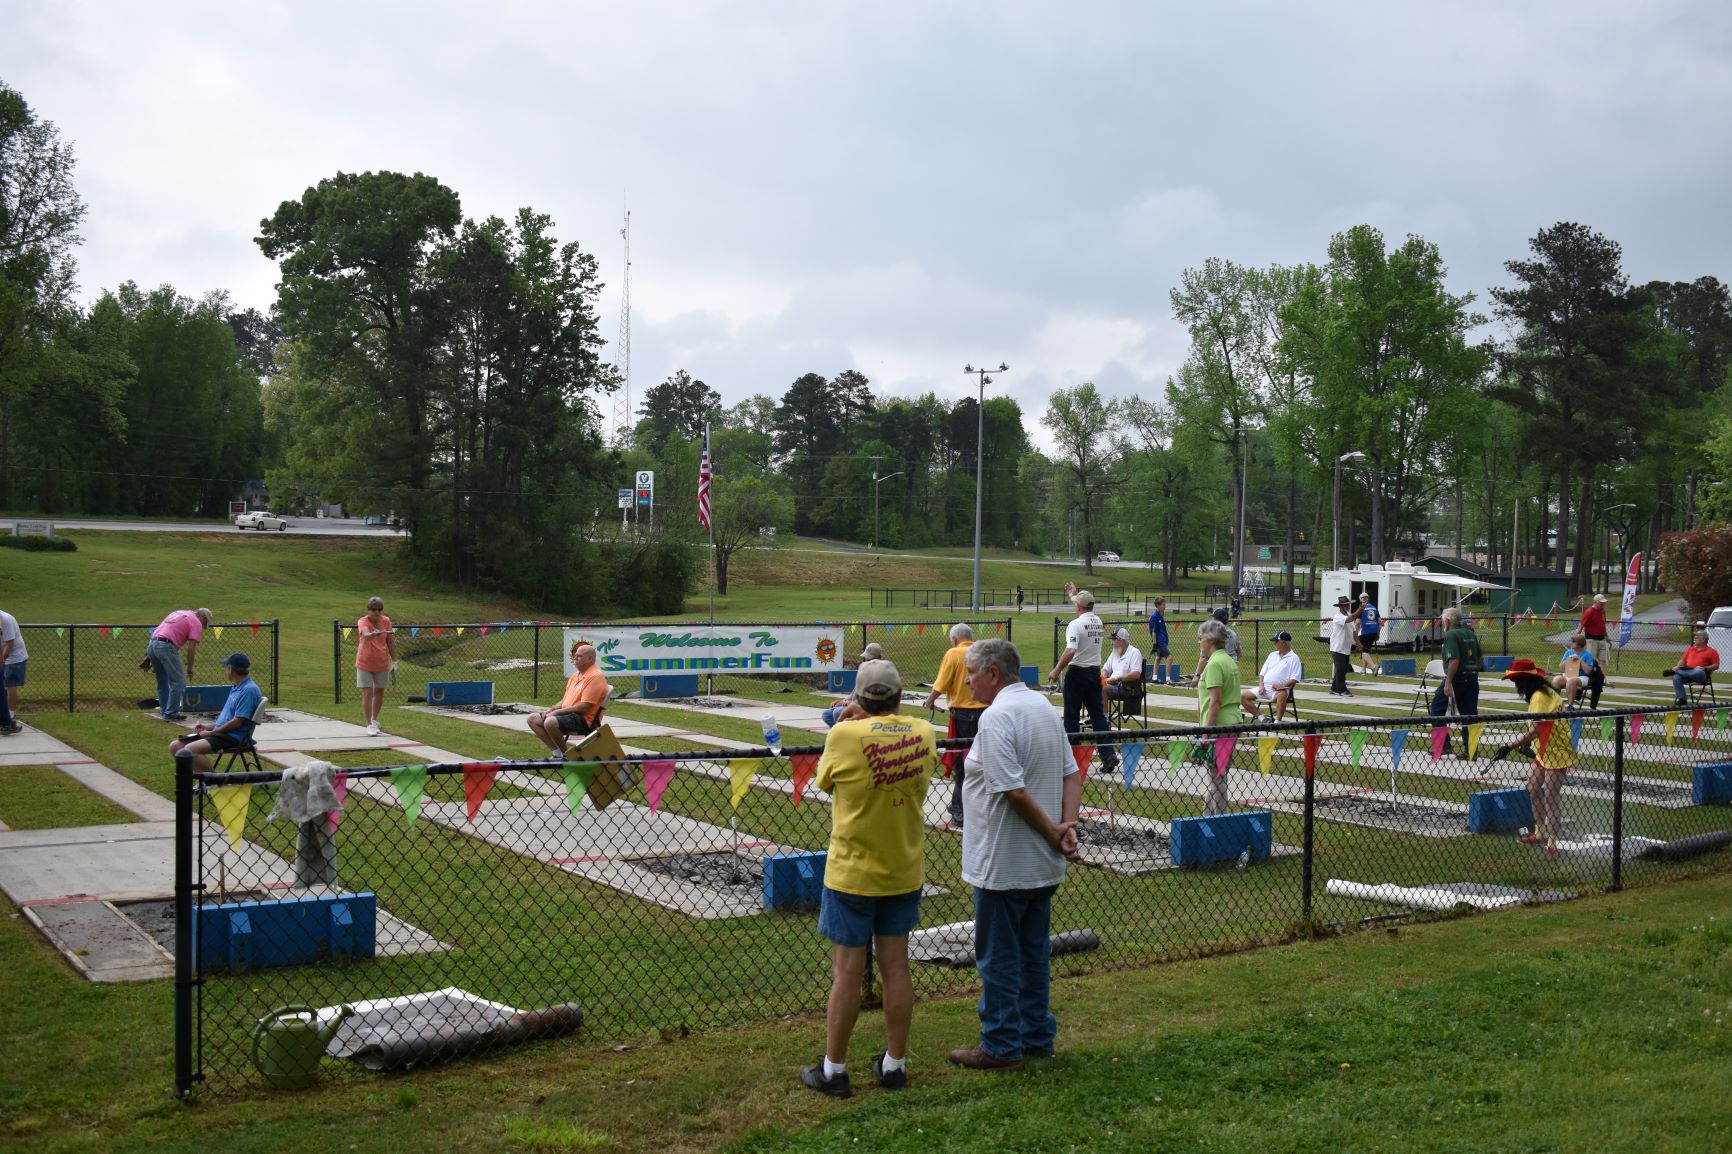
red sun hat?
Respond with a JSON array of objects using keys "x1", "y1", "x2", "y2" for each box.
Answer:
[{"x1": 1501, "y1": 657, "x2": 1545, "y2": 680}]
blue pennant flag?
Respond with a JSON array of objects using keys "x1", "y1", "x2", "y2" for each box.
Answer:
[
  {"x1": 1121, "y1": 742, "x2": 1144, "y2": 789},
  {"x1": 1569, "y1": 716, "x2": 1583, "y2": 751},
  {"x1": 1389, "y1": 729, "x2": 1408, "y2": 767},
  {"x1": 410, "y1": 626, "x2": 420, "y2": 637}
]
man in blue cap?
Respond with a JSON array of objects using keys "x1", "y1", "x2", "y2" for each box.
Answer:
[{"x1": 169, "y1": 653, "x2": 264, "y2": 772}]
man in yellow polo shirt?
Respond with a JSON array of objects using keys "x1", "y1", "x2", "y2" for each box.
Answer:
[
  {"x1": 923, "y1": 623, "x2": 982, "y2": 829},
  {"x1": 802, "y1": 659, "x2": 936, "y2": 1099}
]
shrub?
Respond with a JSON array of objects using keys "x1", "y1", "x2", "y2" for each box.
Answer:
[
  {"x1": 0, "y1": 535, "x2": 77, "y2": 552},
  {"x1": 1657, "y1": 526, "x2": 1732, "y2": 617}
]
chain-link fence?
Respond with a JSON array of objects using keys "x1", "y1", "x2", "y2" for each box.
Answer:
[
  {"x1": 871, "y1": 584, "x2": 1316, "y2": 615},
  {"x1": 17, "y1": 621, "x2": 281, "y2": 711},
  {"x1": 173, "y1": 700, "x2": 1732, "y2": 1095},
  {"x1": 332, "y1": 619, "x2": 1012, "y2": 706}
]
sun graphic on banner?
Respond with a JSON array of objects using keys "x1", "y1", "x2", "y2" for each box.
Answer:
[{"x1": 815, "y1": 638, "x2": 838, "y2": 665}]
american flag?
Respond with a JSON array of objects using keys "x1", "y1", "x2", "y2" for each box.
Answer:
[{"x1": 697, "y1": 424, "x2": 712, "y2": 530}]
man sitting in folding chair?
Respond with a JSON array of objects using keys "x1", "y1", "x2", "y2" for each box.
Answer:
[
  {"x1": 1664, "y1": 629, "x2": 1720, "y2": 706},
  {"x1": 169, "y1": 652, "x2": 264, "y2": 773},
  {"x1": 1102, "y1": 628, "x2": 1145, "y2": 726},
  {"x1": 1241, "y1": 631, "x2": 1302, "y2": 722}
]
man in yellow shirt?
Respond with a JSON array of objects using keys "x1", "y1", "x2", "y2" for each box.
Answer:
[
  {"x1": 802, "y1": 659, "x2": 935, "y2": 1099},
  {"x1": 527, "y1": 643, "x2": 609, "y2": 756},
  {"x1": 923, "y1": 623, "x2": 982, "y2": 829}
]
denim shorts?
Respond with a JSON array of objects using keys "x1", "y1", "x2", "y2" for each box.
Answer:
[
  {"x1": 817, "y1": 886, "x2": 922, "y2": 948},
  {"x1": 2, "y1": 661, "x2": 24, "y2": 687}
]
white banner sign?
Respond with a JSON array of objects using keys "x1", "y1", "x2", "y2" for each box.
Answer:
[{"x1": 563, "y1": 625, "x2": 844, "y2": 677}]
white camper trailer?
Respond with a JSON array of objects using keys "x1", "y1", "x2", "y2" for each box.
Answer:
[{"x1": 1317, "y1": 561, "x2": 1510, "y2": 649}]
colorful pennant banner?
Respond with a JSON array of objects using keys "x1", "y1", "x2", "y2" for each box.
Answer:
[
  {"x1": 1257, "y1": 736, "x2": 1277, "y2": 777},
  {"x1": 643, "y1": 759, "x2": 676, "y2": 813},
  {"x1": 391, "y1": 765, "x2": 429, "y2": 828},
  {"x1": 1389, "y1": 729, "x2": 1408, "y2": 769},
  {"x1": 790, "y1": 752, "x2": 818, "y2": 807},
  {"x1": 209, "y1": 784, "x2": 252, "y2": 849},
  {"x1": 1121, "y1": 742, "x2": 1144, "y2": 789},
  {"x1": 1466, "y1": 723, "x2": 1482, "y2": 762},
  {"x1": 462, "y1": 763, "x2": 498, "y2": 822},
  {"x1": 729, "y1": 758, "x2": 759, "y2": 809},
  {"x1": 1348, "y1": 730, "x2": 1367, "y2": 771},
  {"x1": 1213, "y1": 735, "x2": 1237, "y2": 777}
]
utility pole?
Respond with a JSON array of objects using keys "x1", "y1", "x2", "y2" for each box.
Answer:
[{"x1": 963, "y1": 363, "x2": 1008, "y2": 611}]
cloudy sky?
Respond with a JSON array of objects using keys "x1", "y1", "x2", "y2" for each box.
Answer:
[{"x1": 5, "y1": 1, "x2": 1730, "y2": 446}]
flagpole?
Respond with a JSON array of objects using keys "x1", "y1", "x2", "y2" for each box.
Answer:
[{"x1": 705, "y1": 422, "x2": 716, "y2": 696}]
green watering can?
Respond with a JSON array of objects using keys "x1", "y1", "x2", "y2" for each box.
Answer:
[{"x1": 251, "y1": 1003, "x2": 354, "y2": 1090}]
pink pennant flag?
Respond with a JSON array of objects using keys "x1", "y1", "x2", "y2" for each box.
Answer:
[
  {"x1": 480, "y1": 625, "x2": 489, "y2": 636},
  {"x1": 1430, "y1": 726, "x2": 1448, "y2": 764},
  {"x1": 326, "y1": 771, "x2": 349, "y2": 831},
  {"x1": 642, "y1": 759, "x2": 676, "y2": 813},
  {"x1": 790, "y1": 752, "x2": 819, "y2": 806},
  {"x1": 1213, "y1": 734, "x2": 1238, "y2": 777},
  {"x1": 462, "y1": 763, "x2": 499, "y2": 822},
  {"x1": 1629, "y1": 714, "x2": 1642, "y2": 744}
]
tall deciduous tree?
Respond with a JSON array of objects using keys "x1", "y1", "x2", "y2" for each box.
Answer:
[
  {"x1": 1043, "y1": 382, "x2": 1121, "y2": 573},
  {"x1": 0, "y1": 81, "x2": 87, "y2": 506}
]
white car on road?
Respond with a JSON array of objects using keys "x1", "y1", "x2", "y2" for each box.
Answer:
[
  {"x1": 235, "y1": 511, "x2": 290, "y2": 531},
  {"x1": 1096, "y1": 550, "x2": 1120, "y2": 563}
]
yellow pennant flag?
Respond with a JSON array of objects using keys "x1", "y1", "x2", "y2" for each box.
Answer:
[
  {"x1": 213, "y1": 626, "x2": 225, "y2": 639},
  {"x1": 729, "y1": 758, "x2": 759, "y2": 809},
  {"x1": 209, "y1": 785, "x2": 252, "y2": 849},
  {"x1": 457, "y1": 626, "x2": 466, "y2": 636},
  {"x1": 1466, "y1": 724, "x2": 1482, "y2": 762},
  {"x1": 1665, "y1": 711, "x2": 1678, "y2": 746},
  {"x1": 342, "y1": 627, "x2": 353, "y2": 641},
  {"x1": 1257, "y1": 736, "x2": 1277, "y2": 778}
]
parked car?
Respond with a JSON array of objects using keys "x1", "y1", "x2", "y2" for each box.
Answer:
[
  {"x1": 363, "y1": 514, "x2": 388, "y2": 527},
  {"x1": 1096, "y1": 550, "x2": 1120, "y2": 563},
  {"x1": 235, "y1": 511, "x2": 290, "y2": 531}
]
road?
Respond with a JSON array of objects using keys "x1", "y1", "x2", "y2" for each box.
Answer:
[{"x1": 8, "y1": 516, "x2": 403, "y2": 538}]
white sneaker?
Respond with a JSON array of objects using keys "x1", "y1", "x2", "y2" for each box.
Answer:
[{"x1": 366, "y1": 721, "x2": 380, "y2": 736}]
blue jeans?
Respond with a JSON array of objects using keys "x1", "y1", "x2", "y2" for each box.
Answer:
[
  {"x1": 1673, "y1": 667, "x2": 1710, "y2": 701},
  {"x1": 148, "y1": 638, "x2": 186, "y2": 718},
  {"x1": 973, "y1": 884, "x2": 1058, "y2": 1059}
]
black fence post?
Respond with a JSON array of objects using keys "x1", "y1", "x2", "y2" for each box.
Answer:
[
  {"x1": 174, "y1": 751, "x2": 196, "y2": 1098},
  {"x1": 1253, "y1": 618, "x2": 1261, "y2": 663},
  {"x1": 331, "y1": 620, "x2": 341, "y2": 705},
  {"x1": 1051, "y1": 617, "x2": 1062, "y2": 667},
  {"x1": 532, "y1": 624, "x2": 542, "y2": 699},
  {"x1": 1611, "y1": 713, "x2": 1625, "y2": 893},
  {"x1": 1502, "y1": 615, "x2": 1509, "y2": 656},
  {"x1": 272, "y1": 618, "x2": 281, "y2": 706},
  {"x1": 67, "y1": 624, "x2": 76, "y2": 713},
  {"x1": 1301, "y1": 725, "x2": 1316, "y2": 921},
  {"x1": 1004, "y1": 615, "x2": 1013, "y2": 647}
]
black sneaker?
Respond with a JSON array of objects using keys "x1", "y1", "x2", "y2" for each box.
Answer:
[
  {"x1": 165, "y1": 712, "x2": 188, "y2": 721},
  {"x1": 0, "y1": 724, "x2": 21, "y2": 736},
  {"x1": 800, "y1": 1063, "x2": 852, "y2": 1098},
  {"x1": 1024, "y1": 1045, "x2": 1055, "y2": 1059},
  {"x1": 873, "y1": 1051, "x2": 907, "y2": 1090}
]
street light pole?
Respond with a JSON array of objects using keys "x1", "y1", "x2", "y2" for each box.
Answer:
[
  {"x1": 1332, "y1": 450, "x2": 1365, "y2": 570},
  {"x1": 871, "y1": 468, "x2": 903, "y2": 551},
  {"x1": 964, "y1": 362, "x2": 1008, "y2": 612}
]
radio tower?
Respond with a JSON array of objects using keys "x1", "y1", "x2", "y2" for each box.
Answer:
[{"x1": 611, "y1": 204, "x2": 632, "y2": 447}]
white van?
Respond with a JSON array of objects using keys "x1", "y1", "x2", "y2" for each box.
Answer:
[{"x1": 1705, "y1": 607, "x2": 1732, "y2": 657}]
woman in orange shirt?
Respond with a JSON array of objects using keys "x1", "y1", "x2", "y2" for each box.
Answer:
[{"x1": 356, "y1": 596, "x2": 396, "y2": 736}]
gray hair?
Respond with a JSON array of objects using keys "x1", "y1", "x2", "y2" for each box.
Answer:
[
  {"x1": 366, "y1": 596, "x2": 384, "y2": 611},
  {"x1": 1441, "y1": 606, "x2": 1462, "y2": 627},
  {"x1": 1198, "y1": 619, "x2": 1231, "y2": 647},
  {"x1": 949, "y1": 622, "x2": 974, "y2": 643},
  {"x1": 195, "y1": 607, "x2": 212, "y2": 623},
  {"x1": 966, "y1": 637, "x2": 1022, "y2": 682},
  {"x1": 861, "y1": 642, "x2": 886, "y2": 661}
]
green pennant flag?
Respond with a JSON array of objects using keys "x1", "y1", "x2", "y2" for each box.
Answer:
[
  {"x1": 562, "y1": 762, "x2": 598, "y2": 816},
  {"x1": 1167, "y1": 740, "x2": 1191, "y2": 779},
  {"x1": 1719, "y1": 708, "x2": 1729, "y2": 734},
  {"x1": 1348, "y1": 730, "x2": 1368, "y2": 771},
  {"x1": 113, "y1": 626, "x2": 124, "y2": 636},
  {"x1": 1598, "y1": 716, "x2": 1615, "y2": 744},
  {"x1": 389, "y1": 765, "x2": 429, "y2": 829},
  {"x1": 55, "y1": 627, "x2": 65, "y2": 638}
]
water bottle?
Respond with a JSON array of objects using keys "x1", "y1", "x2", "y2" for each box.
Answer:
[
  {"x1": 761, "y1": 714, "x2": 782, "y2": 756},
  {"x1": 1237, "y1": 848, "x2": 1251, "y2": 870}
]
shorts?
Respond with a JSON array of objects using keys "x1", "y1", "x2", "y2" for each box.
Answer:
[
  {"x1": 817, "y1": 886, "x2": 922, "y2": 947},
  {"x1": 2, "y1": 661, "x2": 24, "y2": 687},
  {"x1": 202, "y1": 731, "x2": 249, "y2": 753},
  {"x1": 555, "y1": 711, "x2": 598, "y2": 736},
  {"x1": 356, "y1": 668, "x2": 389, "y2": 689},
  {"x1": 1247, "y1": 687, "x2": 1277, "y2": 702},
  {"x1": 1358, "y1": 632, "x2": 1379, "y2": 648},
  {"x1": 1152, "y1": 645, "x2": 1170, "y2": 659}
]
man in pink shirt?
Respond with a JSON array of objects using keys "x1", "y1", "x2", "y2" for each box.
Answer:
[{"x1": 148, "y1": 607, "x2": 211, "y2": 720}]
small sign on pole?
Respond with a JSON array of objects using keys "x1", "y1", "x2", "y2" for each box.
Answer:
[{"x1": 617, "y1": 489, "x2": 632, "y2": 509}]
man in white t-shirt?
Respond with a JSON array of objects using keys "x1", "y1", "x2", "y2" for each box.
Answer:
[
  {"x1": 1327, "y1": 596, "x2": 1356, "y2": 696},
  {"x1": 1241, "y1": 630, "x2": 1302, "y2": 721},
  {"x1": 1048, "y1": 589, "x2": 1116, "y2": 771},
  {"x1": 0, "y1": 607, "x2": 24, "y2": 735},
  {"x1": 1102, "y1": 629, "x2": 1144, "y2": 700},
  {"x1": 950, "y1": 637, "x2": 1081, "y2": 1071}
]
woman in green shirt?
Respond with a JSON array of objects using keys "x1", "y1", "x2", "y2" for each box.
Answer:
[{"x1": 1196, "y1": 618, "x2": 1241, "y2": 815}]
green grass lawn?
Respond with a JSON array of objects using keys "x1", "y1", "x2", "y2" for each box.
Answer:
[{"x1": 3, "y1": 529, "x2": 1730, "y2": 1151}]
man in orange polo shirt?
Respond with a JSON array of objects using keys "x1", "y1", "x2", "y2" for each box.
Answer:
[{"x1": 528, "y1": 642, "x2": 610, "y2": 755}]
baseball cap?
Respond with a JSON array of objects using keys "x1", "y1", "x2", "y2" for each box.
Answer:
[
  {"x1": 221, "y1": 652, "x2": 251, "y2": 673},
  {"x1": 1273, "y1": 630, "x2": 1293, "y2": 642},
  {"x1": 1111, "y1": 627, "x2": 1130, "y2": 642},
  {"x1": 1072, "y1": 589, "x2": 1095, "y2": 608},
  {"x1": 1593, "y1": 594, "x2": 1607, "y2": 603},
  {"x1": 855, "y1": 659, "x2": 903, "y2": 703}
]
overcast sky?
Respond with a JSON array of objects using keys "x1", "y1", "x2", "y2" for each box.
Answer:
[{"x1": 6, "y1": 1, "x2": 1731, "y2": 448}]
